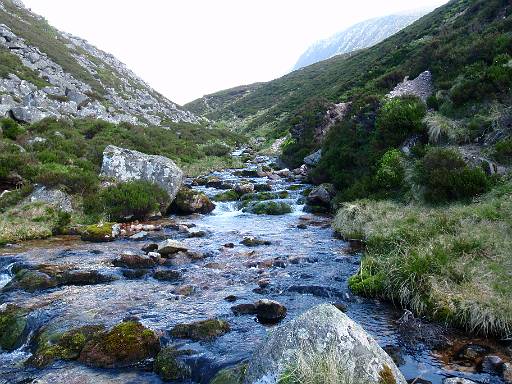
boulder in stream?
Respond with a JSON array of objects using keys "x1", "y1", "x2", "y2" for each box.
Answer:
[
  {"x1": 158, "y1": 239, "x2": 188, "y2": 257},
  {"x1": 242, "y1": 201, "x2": 292, "y2": 215},
  {"x1": 0, "y1": 304, "x2": 28, "y2": 351},
  {"x1": 169, "y1": 187, "x2": 216, "y2": 214},
  {"x1": 79, "y1": 321, "x2": 160, "y2": 368},
  {"x1": 171, "y1": 319, "x2": 230, "y2": 341},
  {"x1": 243, "y1": 304, "x2": 407, "y2": 384}
]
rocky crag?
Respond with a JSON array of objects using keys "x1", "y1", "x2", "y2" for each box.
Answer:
[{"x1": 0, "y1": 0, "x2": 198, "y2": 125}]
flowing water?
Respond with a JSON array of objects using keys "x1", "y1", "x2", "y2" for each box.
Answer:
[{"x1": 0, "y1": 155, "x2": 509, "y2": 384}]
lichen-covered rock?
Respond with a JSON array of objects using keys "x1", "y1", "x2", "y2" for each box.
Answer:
[
  {"x1": 243, "y1": 304, "x2": 406, "y2": 384},
  {"x1": 242, "y1": 201, "x2": 292, "y2": 215},
  {"x1": 171, "y1": 319, "x2": 230, "y2": 341},
  {"x1": 80, "y1": 223, "x2": 117, "y2": 243},
  {"x1": 0, "y1": 304, "x2": 28, "y2": 351},
  {"x1": 154, "y1": 347, "x2": 192, "y2": 382},
  {"x1": 170, "y1": 187, "x2": 216, "y2": 214},
  {"x1": 29, "y1": 325, "x2": 105, "y2": 368},
  {"x1": 100, "y1": 145, "x2": 184, "y2": 202},
  {"x1": 25, "y1": 185, "x2": 73, "y2": 213},
  {"x1": 387, "y1": 70, "x2": 433, "y2": 102},
  {"x1": 78, "y1": 321, "x2": 160, "y2": 368},
  {"x1": 210, "y1": 363, "x2": 247, "y2": 384}
]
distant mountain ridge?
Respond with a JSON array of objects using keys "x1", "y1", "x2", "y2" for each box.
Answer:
[
  {"x1": 0, "y1": 0, "x2": 198, "y2": 126},
  {"x1": 292, "y1": 11, "x2": 429, "y2": 71}
]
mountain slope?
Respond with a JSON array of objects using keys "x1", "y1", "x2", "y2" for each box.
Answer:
[
  {"x1": 292, "y1": 12, "x2": 427, "y2": 71},
  {"x1": 0, "y1": 0, "x2": 197, "y2": 125}
]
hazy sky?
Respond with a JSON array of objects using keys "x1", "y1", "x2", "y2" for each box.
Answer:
[{"x1": 23, "y1": 0, "x2": 448, "y2": 105}]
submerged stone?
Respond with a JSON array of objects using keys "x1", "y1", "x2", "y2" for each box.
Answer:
[
  {"x1": 0, "y1": 304, "x2": 28, "y2": 351},
  {"x1": 171, "y1": 319, "x2": 230, "y2": 341},
  {"x1": 210, "y1": 363, "x2": 247, "y2": 384}
]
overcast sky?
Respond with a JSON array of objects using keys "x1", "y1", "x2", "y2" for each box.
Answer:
[{"x1": 23, "y1": 0, "x2": 448, "y2": 105}]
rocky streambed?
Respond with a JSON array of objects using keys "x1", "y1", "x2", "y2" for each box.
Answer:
[{"x1": 0, "y1": 154, "x2": 510, "y2": 384}]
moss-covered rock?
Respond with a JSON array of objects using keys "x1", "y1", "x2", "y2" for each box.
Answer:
[
  {"x1": 0, "y1": 304, "x2": 28, "y2": 351},
  {"x1": 303, "y1": 204, "x2": 331, "y2": 214},
  {"x1": 154, "y1": 347, "x2": 193, "y2": 382},
  {"x1": 242, "y1": 201, "x2": 292, "y2": 215},
  {"x1": 347, "y1": 268, "x2": 385, "y2": 297},
  {"x1": 210, "y1": 363, "x2": 247, "y2": 384},
  {"x1": 213, "y1": 189, "x2": 240, "y2": 202},
  {"x1": 171, "y1": 319, "x2": 230, "y2": 341},
  {"x1": 80, "y1": 223, "x2": 116, "y2": 243},
  {"x1": 170, "y1": 187, "x2": 215, "y2": 214},
  {"x1": 78, "y1": 321, "x2": 160, "y2": 368},
  {"x1": 29, "y1": 325, "x2": 105, "y2": 368},
  {"x1": 3, "y1": 269, "x2": 58, "y2": 292}
]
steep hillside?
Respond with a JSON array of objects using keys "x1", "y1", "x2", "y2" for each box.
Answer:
[
  {"x1": 0, "y1": 0, "x2": 197, "y2": 125},
  {"x1": 292, "y1": 12, "x2": 427, "y2": 71},
  {"x1": 186, "y1": 0, "x2": 512, "y2": 143}
]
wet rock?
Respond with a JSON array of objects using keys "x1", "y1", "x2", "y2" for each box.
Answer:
[
  {"x1": 122, "y1": 269, "x2": 146, "y2": 279},
  {"x1": 0, "y1": 304, "x2": 28, "y2": 351},
  {"x1": 187, "y1": 230, "x2": 207, "y2": 238},
  {"x1": 231, "y1": 303, "x2": 257, "y2": 316},
  {"x1": 3, "y1": 269, "x2": 57, "y2": 292},
  {"x1": 113, "y1": 254, "x2": 156, "y2": 269},
  {"x1": 257, "y1": 279, "x2": 271, "y2": 288},
  {"x1": 241, "y1": 237, "x2": 271, "y2": 247},
  {"x1": 407, "y1": 380, "x2": 432, "y2": 384},
  {"x1": 254, "y1": 183, "x2": 272, "y2": 192},
  {"x1": 384, "y1": 345, "x2": 405, "y2": 366},
  {"x1": 29, "y1": 325, "x2": 105, "y2": 368},
  {"x1": 443, "y1": 379, "x2": 477, "y2": 384},
  {"x1": 254, "y1": 300, "x2": 287, "y2": 325},
  {"x1": 235, "y1": 183, "x2": 254, "y2": 196},
  {"x1": 480, "y1": 355, "x2": 504, "y2": 375},
  {"x1": 456, "y1": 344, "x2": 489, "y2": 365},
  {"x1": 153, "y1": 269, "x2": 182, "y2": 282},
  {"x1": 129, "y1": 231, "x2": 148, "y2": 241},
  {"x1": 502, "y1": 362, "x2": 512, "y2": 383},
  {"x1": 210, "y1": 363, "x2": 247, "y2": 384},
  {"x1": 234, "y1": 169, "x2": 259, "y2": 177},
  {"x1": 242, "y1": 201, "x2": 292, "y2": 215},
  {"x1": 333, "y1": 303, "x2": 348, "y2": 313},
  {"x1": 244, "y1": 304, "x2": 406, "y2": 384},
  {"x1": 297, "y1": 223, "x2": 307, "y2": 229},
  {"x1": 305, "y1": 183, "x2": 336, "y2": 210},
  {"x1": 100, "y1": 145, "x2": 184, "y2": 202},
  {"x1": 142, "y1": 242, "x2": 159, "y2": 253},
  {"x1": 61, "y1": 270, "x2": 115, "y2": 286},
  {"x1": 158, "y1": 239, "x2": 188, "y2": 257},
  {"x1": 79, "y1": 321, "x2": 160, "y2": 368},
  {"x1": 224, "y1": 295, "x2": 237, "y2": 303},
  {"x1": 172, "y1": 285, "x2": 196, "y2": 297},
  {"x1": 80, "y1": 223, "x2": 117, "y2": 243},
  {"x1": 224, "y1": 243, "x2": 235, "y2": 248},
  {"x1": 170, "y1": 187, "x2": 216, "y2": 214},
  {"x1": 171, "y1": 319, "x2": 230, "y2": 341},
  {"x1": 272, "y1": 260, "x2": 287, "y2": 268},
  {"x1": 288, "y1": 285, "x2": 342, "y2": 298},
  {"x1": 213, "y1": 189, "x2": 239, "y2": 202},
  {"x1": 154, "y1": 347, "x2": 192, "y2": 381}
]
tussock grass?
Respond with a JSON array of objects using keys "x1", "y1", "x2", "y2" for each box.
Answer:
[
  {"x1": 334, "y1": 181, "x2": 512, "y2": 337},
  {"x1": 424, "y1": 112, "x2": 468, "y2": 144},
  {"x1": 277, "y1": 346, "x2": 377, "y2": 384},
  {"x1": 0, "y1": 203, "x2": 69, "y2": 245}
]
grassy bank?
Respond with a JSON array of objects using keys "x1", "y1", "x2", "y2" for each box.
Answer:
[
  {"x1": 334, "y1": 179, "x2": 512, "y2": 337},
  {"x1": 0, "y1": 117, "x2": 246, "y2": 244}
]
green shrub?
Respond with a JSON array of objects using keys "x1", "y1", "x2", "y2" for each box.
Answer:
[
  {"x1": 416, "y1": 148, "x2": 491, "y2": 203},
  {"x1": 1, "y1": 118, "x2": 24, "y2": 140},
  {"x1": 375, "y1": 96, "x2": 426, "y2": 149},
  {"x1": 202, "y1": 142, "x2": 231, "y2": 157},
  {"x1": 34, "y1": 163, "x2": 99, "y2": 195},
  {"x1": 493, "y1": 137, "x2": 512, "y2": 164},
  {"x1": 85, "y1": 181, "x2": 170, "y2": 221},
  {"x1": 374, "y1": 149, "x2": 405, "y2": 191}
]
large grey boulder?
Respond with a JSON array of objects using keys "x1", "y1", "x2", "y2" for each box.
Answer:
[
  {"x1": 10, "y1": 106, "x2": 45, "y2": 123},
  {"x1": 304, "y1": 149, "x2": 322, "y2": 167},
  {"x1": 100, "y1": 145, "x2": 184, "y2": 202},
  {"x1": 244, "y1": 304, "x2": 406, "y2": 384},
  {"x1": 25, "y1": 186, "x2": 73, "y2": 212},
  {"x1": 387, "y1": 70, "x2": 433, "y2": 102}
]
